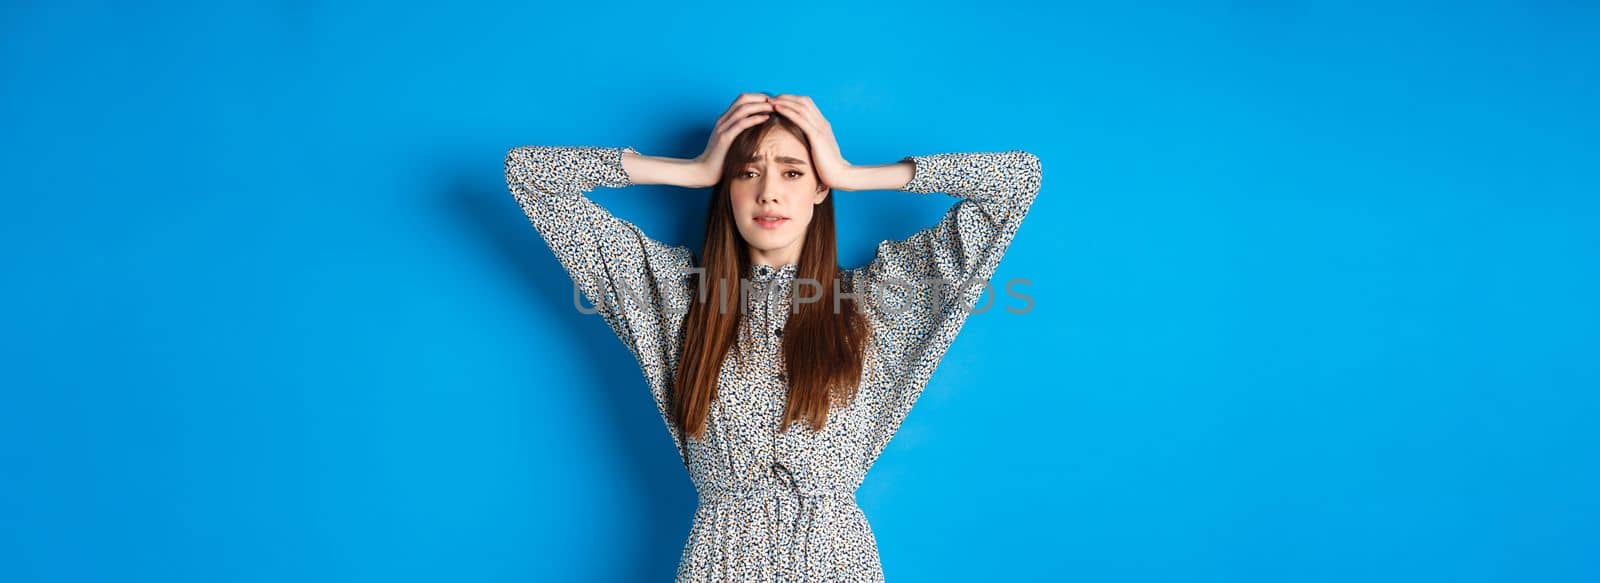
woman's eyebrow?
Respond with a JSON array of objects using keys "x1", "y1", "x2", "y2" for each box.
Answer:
[{"x1": 745, "y1": 153, "x2": 812, "y2": 166}]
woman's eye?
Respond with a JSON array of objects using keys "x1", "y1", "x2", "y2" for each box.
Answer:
[{"x1": 739, "y1": 170, "x2": 803, "y2": 179}]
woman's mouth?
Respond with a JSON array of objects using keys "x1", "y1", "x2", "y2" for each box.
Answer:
[{"x1": 754, "y1": 216, "x2": 788, "y2": 229}]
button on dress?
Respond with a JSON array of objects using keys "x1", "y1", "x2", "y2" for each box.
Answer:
[{"x1": 504, "y1": 144, "x2": 1042, "y2": 581}]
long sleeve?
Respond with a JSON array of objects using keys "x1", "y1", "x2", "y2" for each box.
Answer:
[
  {"x1": 850, "y1": 150, "x2": 1043, "y2": 465},
  {"x1": 503, "y1": 144, "x2": 697, "y2": 454}
]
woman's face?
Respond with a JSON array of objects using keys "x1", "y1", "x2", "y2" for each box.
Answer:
[{"x1": 729, "y1": 128, "x2": 829, "y2": 266}]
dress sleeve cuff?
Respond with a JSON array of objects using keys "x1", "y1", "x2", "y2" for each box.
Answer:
[
  {"x1": 897, "y1": 154, "x2": 932, "y2": 193},
  {"x1": 596, "y1": 145, "x2": 637, "y2": 189}
]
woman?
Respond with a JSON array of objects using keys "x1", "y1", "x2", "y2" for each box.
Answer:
[{"x1": 504, "y1": 93, "x2": 1042, "y2": 581}]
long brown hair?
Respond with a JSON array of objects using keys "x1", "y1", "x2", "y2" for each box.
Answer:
[{"x1": 670, "y1": 115, "x2": 869, "y2": 440}]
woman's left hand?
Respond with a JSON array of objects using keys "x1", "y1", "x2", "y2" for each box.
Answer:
[{"x1": 770, "y1": 94, "x2": 860, "y2": 191}]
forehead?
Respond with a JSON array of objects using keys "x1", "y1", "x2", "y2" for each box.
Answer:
[{"x1": 747, "y1": 132, "x2": 809, "y2": 164}]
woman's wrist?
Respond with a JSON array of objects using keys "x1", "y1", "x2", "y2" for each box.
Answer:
[{"x1": 622, "y1": 150, "x2": 714, "y2": 188}]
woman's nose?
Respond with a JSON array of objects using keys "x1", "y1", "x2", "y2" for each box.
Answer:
[{"x1": 760, "y1": 171, "x2": 790, "y2": 199}]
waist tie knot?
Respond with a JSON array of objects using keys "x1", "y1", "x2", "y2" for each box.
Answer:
[
  {"x1": 696, "y1": 483, "x2": 857, "y2": 506},
  {"x1": 696, "y1": 463, "x2": 856, "y2": 506}
]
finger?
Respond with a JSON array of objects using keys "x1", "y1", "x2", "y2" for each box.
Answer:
[
  {"x1": 735, "y1": 112, "x2": 771, "y2": 132},
  {"x1": 719, "y1": 93, "x2": 771, "y2": 125},
  {"x1": 771, "y1": 106, "x2": 816, "y2": 142},
  {"x1": 715, "y1": 102, "x2": 776, "y2": 135},
  {"x1": 770, "y1": 99, "x2": 798, "y2": 120},
  {"x1": 713, "y1": 112, "x2": 774, "y2": 148},
  {"x1": 708, "y1": 114, "x2": 769, "y2": 160},
  {"x1": 715, "y1": 102, "x2": 771, "y2": 135},
  {"x1": 728, "y1": 103, "x2": 773, "y2": 127},
  {"x1": 727, "y1": 92, "x2": 767, "y2": 109},
  {"x1": 776, "y1": 98, "x2": 827, "y2": 130},
  {"x1": 771, "y1": 100, "x2": 814, "y2": 129},
  {"x1": 772, "y1": 96, "x2": 815, "y2": 120},
  {"x1": 783, "y1": 95, "x2": 819, "y2": 115}
]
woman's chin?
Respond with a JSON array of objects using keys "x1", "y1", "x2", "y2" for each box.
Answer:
[
  {"x1": 745, "y1": 240, "x2": 795, "y2": 257},
  {"x1": 741, "y1": 232, "x2": 786, "y2": 249}
]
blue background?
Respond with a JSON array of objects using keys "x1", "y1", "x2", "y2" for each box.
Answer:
[{"x1": 4, "y1": 1, "x2": 1597, "y2": 581}]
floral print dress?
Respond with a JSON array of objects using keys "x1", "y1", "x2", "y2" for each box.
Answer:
[{"x1": 504, "y1": 143, "x2": 1042, "y2": 581}]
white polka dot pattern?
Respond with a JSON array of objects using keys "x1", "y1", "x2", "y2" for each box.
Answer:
[{"x1": 505, "y1": 144, "x2": 1042, "y2": 581}]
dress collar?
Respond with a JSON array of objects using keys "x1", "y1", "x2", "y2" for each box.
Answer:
[{"x1": 749, "y1": 262, "x2": 799, "y2": 283}]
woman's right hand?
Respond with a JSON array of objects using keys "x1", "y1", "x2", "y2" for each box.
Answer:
[{"x1": 688, "y1": 93, "x2": 775, "y2": 188}]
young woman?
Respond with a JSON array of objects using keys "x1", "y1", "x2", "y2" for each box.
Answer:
[{"x1": 504, "y1": 93, "x2": 1042, "y2": 581}]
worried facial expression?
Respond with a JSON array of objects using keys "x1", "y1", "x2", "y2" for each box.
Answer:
[{"x1": 729, "y1": 129, "x2": 830, "y2": 265}]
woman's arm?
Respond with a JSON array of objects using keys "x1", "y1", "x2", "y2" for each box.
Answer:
[
  {"x1": 858, "y1": 149, "x2": 1043, "y2": 290},
  {"x1": 620, "y1": 150, "x2": 716, "y2": 188},
  {"x1": 853, "y1": 149, "x2": 1043, "y2": 467},
  {"x1": 831, "y1": 160, "x2": 917, "y2": 192},
  {"x1": 503, "y1": 144, "x2": 695, "y2": 360},
  {"x1": 505, "y1": 143, "x2": 703, "y2": 454},
  {"x1": 615, "y1": 93, "x2": 777, "y2": 190}
]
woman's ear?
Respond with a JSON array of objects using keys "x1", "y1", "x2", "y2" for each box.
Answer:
[{"x1": 813, "y1": 186, "x2": 830, "y2": 205}]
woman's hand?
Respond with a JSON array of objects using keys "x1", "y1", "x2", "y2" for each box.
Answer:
[
  {"x1": 688, "y1": 93, "x2": 776, "y2": 188},
  {"x1": 770, "y1": 94, "x2": 860, "y2": 191}
]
